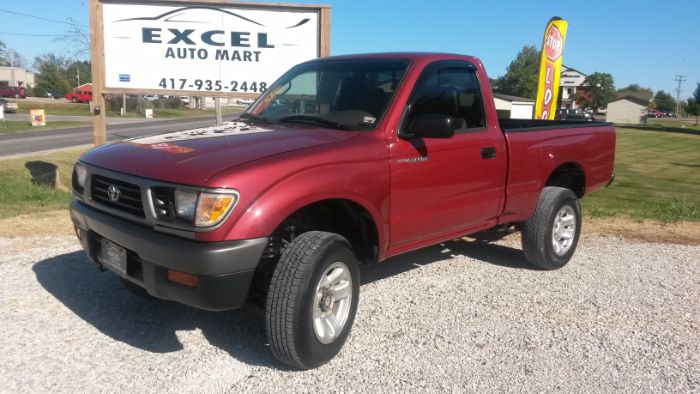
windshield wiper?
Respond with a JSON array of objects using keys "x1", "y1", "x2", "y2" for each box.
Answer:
[
  {"x1": 278, "y1": 115, "x2": 352, "y2": 130},
  {"x1": 237, "y1": 112, "x2": 270, "y2": 124}
]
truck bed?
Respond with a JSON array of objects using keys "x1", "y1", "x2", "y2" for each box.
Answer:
[
  {"x1": 497, "y1": 119, "x2": 616, "y2": 224},
  {"x1": 499, "y1": 119, "x2": 612, "y2": 132}
]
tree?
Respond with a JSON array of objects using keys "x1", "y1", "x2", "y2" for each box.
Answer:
[
  {"x1": 54, "y1": 18, "x2": 90, "y2": 58},
  {"x1": 32, "y1": 54, "x2": 92, "y2": 96},
  {"x1": 616, "y1": 84, "x2": 653, "y2": 95},
  {"x1": 686, "y1": 83, "x2": 700, "y2": 125},
  {"x1": 653, "y1": 90, "x2": 676, "y2": 113},
  {"x1": 579, "y1": 72, "x2": 616, "y2": 113},
  {"x1": 33, "y1": 55, "x2": 73, "y2": 96},
  {"x1": 0, "y1": 40, "x2": 7, "y2": 66},
  {"x1": 0, "y1": 40, "x2": 27, "y2": 68},
  {"x1": 494, "y1": 45, "x2": 540, "y2": 99},
  {"x1": 66, "y1": 60, "x2": 92, "y2": 87}
]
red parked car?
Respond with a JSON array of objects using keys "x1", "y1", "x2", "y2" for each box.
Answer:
[
  {"x1": 70, "y1": 53, "x2": 616, "y2": 369},
  {"x1": 0, "y1": 86, "x2": 26, "y2": 98},
  {"x1": 65, "y1": 83, "x2": 93, "y2": 103}
]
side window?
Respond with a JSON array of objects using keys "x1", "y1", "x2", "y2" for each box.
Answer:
[{"x1": 407, "y1": 65, "x2": 486, "y2": 132}]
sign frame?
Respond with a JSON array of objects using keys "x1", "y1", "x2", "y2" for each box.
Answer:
[{"x1": 89, "y1": 0, "x2": 331, "y2": 144}]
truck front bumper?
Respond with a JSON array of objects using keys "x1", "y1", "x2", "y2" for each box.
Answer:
[{"x1": 70, "y1": 199, "x2": 268, "y2": 311}]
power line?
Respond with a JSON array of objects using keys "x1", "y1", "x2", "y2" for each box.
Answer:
[
  {"x1": 0, "y1": 8, "x2": 88, "y2": 28},
  {"x1": 674, "y1": 75, "x2": 686, "y2": 117},
  {"x1": 0, "y1": 32, "x2": 83, "y2": 37}
]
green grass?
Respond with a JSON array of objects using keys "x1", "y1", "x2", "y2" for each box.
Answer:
[
  {"x1": 1, "y1": 128, "x2": 698, "y2": 223},
  {"x1": 582, "y1": 128, "x2": 700, "y2": 222},
  {"x1": 644, "y1": 118, "x2": 700, "y2": 131},
  {"x1": 0, "y1": 149, "x2": 84, "y2": 219},
  {"x1": 16, "y1": 101, "x2": 92, "y2": 116},
  {"x1": 0, "y1": 120, "x2": 90, "y2": 133}
]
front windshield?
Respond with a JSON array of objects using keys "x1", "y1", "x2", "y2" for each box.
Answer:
[{"x1": 247, "y1": 59, "x2": 409, "y2": 130}]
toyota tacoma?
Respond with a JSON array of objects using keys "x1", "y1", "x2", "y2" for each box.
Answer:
[{"x1": 70, "y1": 53, "x2": 615, "y2": 369}]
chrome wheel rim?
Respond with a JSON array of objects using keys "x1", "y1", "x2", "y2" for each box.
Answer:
[
  {"x1": 552, "y1": 205, "x2": 576, "y2": 256},
  {"x1": 312, "y1": 261, "x2": 353, "y2": 344}
]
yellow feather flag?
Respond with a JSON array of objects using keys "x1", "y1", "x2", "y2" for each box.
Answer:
[{"x1": 535, "y1": 17, "x2": 568, "y2": 120}]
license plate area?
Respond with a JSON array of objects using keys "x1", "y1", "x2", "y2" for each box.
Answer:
[{"x1": 99, "y1": 239, "x2": 127, "y2": 276}]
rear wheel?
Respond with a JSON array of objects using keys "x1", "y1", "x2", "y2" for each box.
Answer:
[
  {"x1": 521, "y1": 187, "x2": 581, "y2": 269},
  {"x1": 265, "y1": 231, "x2": 359, "y2": 369},
  {"x1": 71, "y1": 97, "x2": 77, "y2": 103}
]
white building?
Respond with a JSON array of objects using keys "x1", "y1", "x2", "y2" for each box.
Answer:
[
  {"x1": 0, "y1": 67, "x2": 35, "y2": 88},
  {"x1": 606, "y1": 96, "x2": 648, "y2": 124},
  {"x1": 559, "y1": 65, "x2": 588, "y2": 110},
  {"x1": 493, "y1": 93, "x2": 535, "y2": 119}
]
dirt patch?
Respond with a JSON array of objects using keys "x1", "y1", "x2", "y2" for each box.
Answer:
[
  {"x1": 583, "y1": 216, "x2": 700, "y2": 246},
  {"x1": 1, "y1": 210, "x2": 698, "y2": 246},
  {"x1": 0, "y1": 211, "x2": 73, "y2": 238}
]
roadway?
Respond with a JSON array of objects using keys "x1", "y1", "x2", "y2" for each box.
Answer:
[
  {"x1": 3, "y1": 113, "x2": 148, "y2": 125},
  {"x1": 0, "y1": 114, "x2": 240, "y2": 158}
]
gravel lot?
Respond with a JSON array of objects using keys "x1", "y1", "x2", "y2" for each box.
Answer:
[{"x1": 0, "y1": 234, "x2": 698, "y2": 392}]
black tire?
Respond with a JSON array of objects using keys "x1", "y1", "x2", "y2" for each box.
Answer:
[
  {"x1": 71, "y1": 97, "x2": 77, "y2": 103},
  {"x1": 120, "y1": 278, "x2": 151, "y2": 297},
  {"x1": 265, "y1": 231, "x2": 360, "y2": 369},
  {"x1": 521, "y1": 186, "x2": 582, "y2": 270}
]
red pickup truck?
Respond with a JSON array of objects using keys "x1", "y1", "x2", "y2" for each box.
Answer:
[
  {"x1": 70, "y1": 53, "x2": 615, "y2": 369},
  {"x1": 65, "y1": 86, "x2": 92, "y2": 103}
]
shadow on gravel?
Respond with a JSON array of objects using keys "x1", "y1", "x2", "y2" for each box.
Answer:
[
  {"x1": 32, "y1": 251, "x2": 283, "y2": 369},
  {"x1": 361, "y1": 236, "x2": 537, "y2": 285},
  {"x1": 32, "y1": 235, "x2": 531, "y2": 368}
]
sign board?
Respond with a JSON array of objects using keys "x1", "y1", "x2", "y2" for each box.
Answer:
[
  {"x1": 89, "y1": 0, "x2": 331, "y2": 145},
  {"x1": 0, "y1": 104, "x2": 4, "y2": 120},
  {"x1": 145, "y1": 108, "x2": 154, "y2": 118},
  {"x1": 96, "y1": 0, "x2": 330, "y2": 98},
  {"x1": 30, "y1": 109, "x2": 46, "y2": 126}
]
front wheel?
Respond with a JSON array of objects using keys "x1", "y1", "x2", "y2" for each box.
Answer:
[
  {"x1": 71, "y1": 97, "x2": 77, "y2": 103},
  {"x1": 265, "y1": 231, "x2": 360, "y2": 369},
  {"x1": 521, "y1": 186, "x2": 582, "y2": 269}
]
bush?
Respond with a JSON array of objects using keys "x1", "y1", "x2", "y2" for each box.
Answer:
[{"x1": 31, "y1": 85, "x2": 46, "y2": 98}]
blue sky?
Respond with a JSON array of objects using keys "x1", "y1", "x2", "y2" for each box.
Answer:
[{"x1": 1, "y1": 0, "x2": 698, "y2": 99}]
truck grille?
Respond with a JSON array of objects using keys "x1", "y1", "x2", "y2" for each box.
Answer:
[{"x1": 91, "y1": 175, "x2": 145, "y2": 217}]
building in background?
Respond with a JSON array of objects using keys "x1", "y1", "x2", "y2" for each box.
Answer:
[
  {"x1": 493, "y1": 93, "x2": 535, "y2": 119},
  {"x1": 605, "y1": 95, "x2": 648, "y2": 124},
  {"x1": 559, "y1": 65, "x2": 589, "y2": 110},
  {"x1": 0, "y1": 67, "x2": 35, "y2": 88}
]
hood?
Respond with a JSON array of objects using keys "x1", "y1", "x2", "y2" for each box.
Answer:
[{"x1": 81, "y1": 121, "x2": 358, "y2": 185}]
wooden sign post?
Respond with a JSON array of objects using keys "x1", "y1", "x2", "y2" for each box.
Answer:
[{"x1": 88, "y1": 0, "x2": 331, "y2": 146}]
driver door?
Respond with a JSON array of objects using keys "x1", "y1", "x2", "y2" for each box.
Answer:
[{"x1": 389, "y1": 61, "x2": 506, "y2": 249}]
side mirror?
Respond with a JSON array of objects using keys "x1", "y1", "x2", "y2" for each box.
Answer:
[{"x1": 404, "y1": 114, "x2": 455, "y2": 139}]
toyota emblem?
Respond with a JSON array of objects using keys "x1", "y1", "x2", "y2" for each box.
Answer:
[{"x1": 107, "y1": 184, "x2": 121, "y2": 202}]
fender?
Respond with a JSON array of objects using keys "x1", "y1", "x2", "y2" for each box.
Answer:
[{"x1": 225, "y1": 162, "x2": 390, "y2": 256}]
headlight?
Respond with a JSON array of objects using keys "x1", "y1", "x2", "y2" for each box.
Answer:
[
  {"x1": 174, "y1": 190, "x2": 197, "y2": 221},
  {"x1": 73, "y1": 163, "x2": 87, "y2": 191},
  {"x1": 195, "y1": 192, "x2": 237, "y2": 227},
  {"x1": 172, "y1": 189, "x2": 238, "y2": 227}
]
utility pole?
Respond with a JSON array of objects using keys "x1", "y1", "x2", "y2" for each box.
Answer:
[
  {"x1": 9, "y1": 49, "x2": 16, "y2": 87},
  {"x1": 215, "y1": 97, "x2": 223, "y2": 126},
  {"x1": 674, "y1": 75, "x2": 686, "y2": 118},
  {"x1": 77, "y1": 68, "x2": 80, "y2": 87}
]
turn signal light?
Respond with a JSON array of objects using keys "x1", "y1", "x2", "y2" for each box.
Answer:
[{"x1": 167, "y1": 270, "x2": 199, "y2": 288}]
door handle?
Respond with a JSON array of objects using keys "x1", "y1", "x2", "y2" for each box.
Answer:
[{"x1": 481, "y1": 147, "x2": 496, "y2": 159}]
